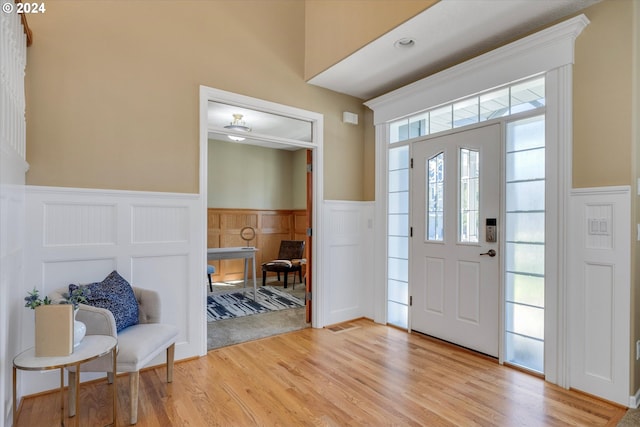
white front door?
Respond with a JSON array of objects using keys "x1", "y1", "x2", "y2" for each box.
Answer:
[{"x1": 410, "y1": 124, "x2": 500, "y2": 357}]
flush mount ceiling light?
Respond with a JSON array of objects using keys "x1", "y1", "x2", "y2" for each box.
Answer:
[
  {"x1": 394, "y1": 37, "x2": 416, "y2": 49},
  {"x1": 224, "y1": 113, "x2": 251, "y2": 141}
]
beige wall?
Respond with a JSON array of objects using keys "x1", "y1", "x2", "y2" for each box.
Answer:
[
  {"x1": 207, "y1": 140, "x2": 306, "y2": 210},
  {"x1": 25, "y1": 0, "x2": 367, "y2": 200},
  {"x1": 292, "y1": 148, "x2": 308, "y2": 208},
  {"x1": 363, "y1": 108, "x2": 376, "y2": 201},
  {"x1": 304, "y1": 0, "x2": 436, "y2": 80},
  {"x1": 574, "y1": 0, "x2": 634, "y2": 188}
]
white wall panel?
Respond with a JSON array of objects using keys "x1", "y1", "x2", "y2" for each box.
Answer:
[
  {"x1": 43, "y1": 203, "x2": 116, "y2": 246},
  {"x1": 131, "y1": 254, "x2": 189, "y2": 342},
  {"x1": 327, "y1": 244, "x2": 360, "y2": 314},
  {"x1": 583, "y1": 262, "x2": 613, "y2": 381},
  {"x1": 42, "y1": 259, "x2": 117, "y2": 288},
  {"x1": 322, "y1": 201, "x2": 374, "y2": 326},
  {"x1": 22, "y1": 186, "x2": 203, "y2": 397},
  {"x1": 132, "y1": 205, "x2": 189, "y2": 244},
  {"x1": 568, "y1": 186, "x2": 630, "y2": 406}
]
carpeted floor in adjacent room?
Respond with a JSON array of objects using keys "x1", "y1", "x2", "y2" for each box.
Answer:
[
  {"x1": 206, "y1": 279, "x2": 308, "y2": 350},
  {"x1": 617, "y1": 408, "x2": 640, "y2": 426}
]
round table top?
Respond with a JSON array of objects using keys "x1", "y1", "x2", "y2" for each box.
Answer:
[{"x1": 13, "y1": 335, "x2": 117, "y2": 371}]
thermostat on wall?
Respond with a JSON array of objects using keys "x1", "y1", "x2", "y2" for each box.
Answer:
[{"x1": 343, "y1": 112, "x2": 358, "y2": 125}]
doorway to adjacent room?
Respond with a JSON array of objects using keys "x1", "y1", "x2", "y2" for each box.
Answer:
[{"x1": 199, "y1": 86, "x2": 324, "y2": 350}]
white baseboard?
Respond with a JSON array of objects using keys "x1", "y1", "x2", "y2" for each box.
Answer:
[{"x1": 630, "y1": 389, "x2": 640, "y2": 408}]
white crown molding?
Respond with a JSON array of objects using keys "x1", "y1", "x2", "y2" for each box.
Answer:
[{"x1": 365, "y1": 14, "x2": 590, "y2": 124}]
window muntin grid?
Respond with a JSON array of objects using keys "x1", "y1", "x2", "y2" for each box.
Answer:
[
  {"x1": 389, "y1": 76, "x2": 545, "y2": 144},
  {"x1": 426, "y1": 152, "x2": 445, "y2": 241},
  {"x1": 459, "y1": 148, "x2": 479, "y2": 243}
]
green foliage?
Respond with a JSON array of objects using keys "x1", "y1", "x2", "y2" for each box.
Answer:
[
  {"x1": 24, "y1": 288, "x2": 52, "y2": 309},
  {"x1": 61, "y1": 287, "x2": 91, "y2": 309}
]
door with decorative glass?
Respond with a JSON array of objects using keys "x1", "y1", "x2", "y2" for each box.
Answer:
[{"x1": 410, "y1": 124, "x2": 500, "y2": 357}]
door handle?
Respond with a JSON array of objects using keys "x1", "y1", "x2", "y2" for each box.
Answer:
[{"x1": 480, "y1": 249, "x2": 496, "y2": 257}]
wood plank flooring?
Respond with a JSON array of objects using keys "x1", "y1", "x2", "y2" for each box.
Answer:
[{"x1": 15, "y1": 319, "x2": 627, "y2": 426}]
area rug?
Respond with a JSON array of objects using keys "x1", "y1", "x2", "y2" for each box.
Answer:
[{"x1": 207, "y1": 286, "x2": 305, "y2": 322}]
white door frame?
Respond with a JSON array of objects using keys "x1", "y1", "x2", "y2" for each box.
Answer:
[
  {"x1": 365, "y1": 15, "x2": 589, "y2": 387},
  {"x1": 198, "y1": 86, "x2": 325, "y2": 355}
]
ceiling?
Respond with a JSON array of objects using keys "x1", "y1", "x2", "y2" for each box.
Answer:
[
  {"x1": 207, "y1": 101, "x2": 312, "y2": 151},
  {"x1": 308, "y1": 0, "x2": 600, "y2": 100},
  {"x1": 209, "y1": 0, "x2": 599, "y2": 149}
]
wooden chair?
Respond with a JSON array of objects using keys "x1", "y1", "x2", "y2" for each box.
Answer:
[{"x1": 261, "y1": 240, "x2": 305, "y2": 289}]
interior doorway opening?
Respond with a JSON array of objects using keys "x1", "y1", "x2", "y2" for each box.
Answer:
[{"x1": 199, "y1": 86, "x2": 324, "y2": 352}]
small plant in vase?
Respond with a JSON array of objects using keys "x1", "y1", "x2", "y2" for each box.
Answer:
[
  {"x1": 61, "y1": 287, "x2": 91, "y2": 347},
  {"x1": 23, "y1": 288, "x2": 52, "y2": 309},
  {"x1": 61, "y1": 287, "x2": 91, "y2": 310},
  {"x1": 24, "y1": 288, "x2": 75, "y2": 356}
]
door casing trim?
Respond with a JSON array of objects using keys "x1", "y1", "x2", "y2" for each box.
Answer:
[{"x1": 198, "y1": 86, "x2": 325, "y2": 356}]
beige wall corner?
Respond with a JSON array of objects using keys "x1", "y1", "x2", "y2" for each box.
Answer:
[{"x1": 304, "y1": 0, "x2": 437, "y2": 81}]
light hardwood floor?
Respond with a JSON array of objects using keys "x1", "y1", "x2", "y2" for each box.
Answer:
[{"x1": 16, "y1": 319, "x2": 627, "y2": 426}]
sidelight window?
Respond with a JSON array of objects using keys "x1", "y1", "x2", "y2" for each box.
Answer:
[
  {"x1": 388, "y1": 145, "x2": 410, "y2": 328},
  {"x1": 504, "y1": 115, "x2": 545, "y2": 373}
]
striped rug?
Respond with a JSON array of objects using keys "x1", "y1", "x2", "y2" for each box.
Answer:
[{"x1": 207, "y1": 286, "x2": 305, "y2": 322}]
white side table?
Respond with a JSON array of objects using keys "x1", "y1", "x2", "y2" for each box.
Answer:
[{"x1": 13, "y1": 335, "x2": 117, "y2": 427}]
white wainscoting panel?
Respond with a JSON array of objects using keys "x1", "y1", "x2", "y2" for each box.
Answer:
[
  {"x1": 132, "y1": 205, "x2": 189, "y2": 244},
  {"x1": 43, "y1": 203, "x2": 117, "y2": 246},
  {"x1": 21, "y1": 186, "x2": 203, "y2": 396},
  {"x1": 131, "y1": 254, "x2": 189, "y2": 338},
  {"x1": 1, "y1": 3, "x2": 29, "y2": 423},
  {"x1": 322, "y1": 201, "x2": 374, "y2": 326},
  {"x1": 568, "y1": 186, "x2": 630, "y2": 406}
]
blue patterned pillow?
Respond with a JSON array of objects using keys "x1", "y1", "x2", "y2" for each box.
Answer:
[{"x1": 69, "y1": 271, "x2": 139, "y2": 332}]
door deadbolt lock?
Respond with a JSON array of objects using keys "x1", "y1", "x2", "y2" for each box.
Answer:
[{"x1": 486, "y1": 218, "x2": 497, "y2": 243}]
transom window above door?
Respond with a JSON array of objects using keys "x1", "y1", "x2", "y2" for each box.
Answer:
[{"x1": 389, "y1": 77, "x2": 545, "y2": 144}]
